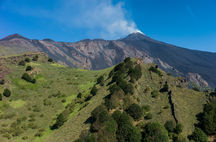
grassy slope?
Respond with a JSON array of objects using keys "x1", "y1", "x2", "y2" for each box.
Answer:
[
  {"x1": 0, "y1": 54, "x2": 207, "y2": 142},
  {"x1": 0, "y1": 53, "x2": 110, "y2": 142},
  {"x1": 137, "y1": 63, "x2": 206, "y2": 137}
]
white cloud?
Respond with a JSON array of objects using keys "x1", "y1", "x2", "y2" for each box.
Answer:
[{"x1": 2, "y1": 0, "x2": 140, "y2": 39}]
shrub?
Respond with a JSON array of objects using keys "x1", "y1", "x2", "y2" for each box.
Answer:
[
  {"x1": 97, "y1": 76, "x2": 104, "y2": 85},
  {"x1": 77, "y1": 93, "x2": 82, "y2": 98},
  {"x1": 0, "y1": 79, "x2": 5, "y2": 85},
  {"x1": 149, "y1": 66, "x2": 162, "y2": 76},
  {"x1": 32, "y1": 55, "x2": 38, "y2": 61},
  {"x1": 116, "y1": 112, "x2": 142, "y2": 142},
  {"x1": 98, "y1": 110, "x2": 109, "y2": 123},
  {"x1": 128, "y1": 64, "x2": 142, "y2": 81},
  {"x1": 51, "y1": 110, "x2": 69, "y2": 130},
  {"x1": 142, "y1": 122, "x2": 169, "y2": 142},
  {"x1": 108, "y1": 70, "x2": 114, "y2": 78},
  {"x1": 109, "y1": 84, "x2": 121, "y2": 94},
  {"x1": 26, "y1": 66, "x2": 33, "y2": 71},
  {"x1": 191, "y1": 128, "x2": 208, "y2": 142},
  {"x1": 175, "y1": 123, "x2": 183, "y2": 134},
  {"x1": 90, "y1": 85, "x2": 98, "y2": 96},
  {"x1": 142, "y1": 105, "x2": 151, "y2": 112},
  {"x1": 151, "y1": 90, "x2": 159, "y2": 98},
  {"x1": 3, "y1": 88, "x2": 11, "y2": 97},
  {"x1": 164, "y1": 120, "x2": 176, "y2": 132},
  {"x1": 0, "y1": 93, "x2": 2, "y2": 101},
  {"x1": 112, "y1": 110, "x2": 122, "y2": 122},
  {"x1": 21, "y1": 73, "x2": 36, "y2": 83},
  {"x1": 126, "y1": 104, "x2": 142, "y2": 120},
  {"x1": 25, "y1": 58, "x2": 30, "y2": 62},
  {"x1": 198, "y1": 102, "x2": 216, "y2": 134},
  {"x1": 160, "y1": 82, "x2": 169, "y2": 92},
  {"x1": 18, "y1": 60, "x2": 26, "y2": 66},
  {"x1": 48, "y1": 58, "x2": 53, "y2": 62},
  {"x1": 124, "y1": 57, "x2": 131, "y2": 63},
  {"x1": 144, "y1": 113, "x2": 153, "y2": 120}
]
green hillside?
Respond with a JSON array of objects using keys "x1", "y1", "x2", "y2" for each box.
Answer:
[{"x1": 0, "y1": 53, "x2": 212, "y2": 142}]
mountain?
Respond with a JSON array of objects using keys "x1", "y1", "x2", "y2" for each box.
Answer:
[
  {"x1": 0, "y1": 33, "x2": 215, "y2": 88},
  {"x1": 0, "y1": 54, "x2": 208, "y2": 141}
]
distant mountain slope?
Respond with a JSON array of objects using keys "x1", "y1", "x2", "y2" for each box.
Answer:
[{"x1": 0, "y1": 33, "x2": 216, "y2": 87}]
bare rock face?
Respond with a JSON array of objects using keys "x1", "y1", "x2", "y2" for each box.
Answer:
[
  {"x1": 1, "y1": 32, "x2": 216, "y2": 88},
  {"x1": 187, "y1": 73, "x2": 209, "y2": 87}
]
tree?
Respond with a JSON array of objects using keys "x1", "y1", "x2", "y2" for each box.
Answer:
[
  {"x1": 3, "y1": 88, "x2": 11, "y2": 97},
  {"x1": 191, "y1": 128, "x2": 208, "y2": 142},
  {"x1": 25, "y1": 57, "x2": 30, "y2": 62},
  {"x1": 26, "y1": 66, "x2": 33, "y2": 71},
  {"x1": 199, "y1": 102, "x2": 216, "y2": 134},
  {"x1": 126, "y1": 104, "x2": 142, "y2": 120},
  {"x1": 109, "y1": 84, "x2": 121, "y2": 94},
  {"x1": 164, "y1": 120, "x2": 176, "y2": 132},
  {"x1": 142, "y1": 122, "x2": 169, "y2": 142},
  {"x1": 90, "y1": 85, "x2": 98, "y2": 96},
  {"x1": 18, "y1": 60, "x2": 26, "y2": 66},
  {"x1": 128, "y1": 64, "x2": 142, "y2": 81},
  {"x1": 116, "y1": 112, "x2": 141, "y2": 142}
]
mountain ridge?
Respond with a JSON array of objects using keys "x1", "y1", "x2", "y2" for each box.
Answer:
[{"x1": 0, "y1": 33, "x2": 215, "y2": 88}]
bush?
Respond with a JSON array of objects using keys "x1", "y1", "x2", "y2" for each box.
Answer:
[
  {"x1": 164, "y1": 120, "x2": 176, "y2": 132},
  {"x1": 51, "y1": 110, "x2": 69, "y2": 130},
  {"x1": 149, "y1": 66, "x2": 162, "y2": 76},
  {"x1": 191, "y1": 128, "x2": 208, "y2": 142},
  {"x1": 112, "y1": 110, "x2": 122, "y2": 122},
  {"x1": 142, "y1": 122, "x2": 169, "y2": 142},
  {"x1": 0, "y1": 79, "x2": 5, "y2": 85},
  {"x1": 26, "y1": 66, "x2": 33, "y2": 71},
  {"x1": 151, "y1": 90, "x2": 159, "y2": 98},
  {"x1": 18, "y1": 60, "x2": 26, "y2": 66},
  {"x1": 116, "y1": 112, "x2": 142, "y2": 142},
  {"x1": 32, "y1": 55, "x2": 38, "y2": 61},
  {"x1": 3, "y1": 88, "x2": 11, "y2": 97},
  {"x1": 160, "y1": 82, "x2": 169, "y2": 92},
  {"x1": 90, "y1": 85, "x2": 98, "y2": 96},
  {"x1": 0, "y1": 93, "x2": 2, "y2": 101},
  {"x1": 128, "y1": 64, "x2": 142, "y2": 81},
  {"x1": 97, "y1": 75, "x2": 104, "y2": 85},
  {"x1": 21, "y1": 73, "x2": 36, "y2": 83},
  {"x1": 109, "y1": 84, "x2": 121, "y2": 94},
  {"x1": 144, "y1": 113, "x2": 153, "y2": 120},
  {"x1": 126, "y1": 104, "x2": 142, "y2": 120},
  {"x1": 77, "y1": 93, "x2": 82, "y2": 98},
  {"x1": 175, "y1": 123, "x2": 183, "y2": 134},
  {"x1": 198, "y1": 102, "x2": 216, "y2": 134},
  {"x1": 48, "y1": 58, "x2": 53, "y2": 62},
  {"x1": 25, "y1": 58, "x2": 30, "y2": 62}
]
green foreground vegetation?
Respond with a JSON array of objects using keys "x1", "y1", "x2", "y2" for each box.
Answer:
[{"x1": 0, "y1": 53, "x2": 215, "y2": 142}]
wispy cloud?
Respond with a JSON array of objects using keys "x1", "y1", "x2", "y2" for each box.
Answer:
[
  {"x1": 2, "y1": 0, "x2": 140, "y2": 39},
  {"x1": 186, "y1": 5, "x2": 196, "y2": 21}
]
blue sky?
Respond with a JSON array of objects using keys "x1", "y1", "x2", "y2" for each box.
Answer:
[{"x1": 0, "y1": 0, "x2": 216, "y2": 52}]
